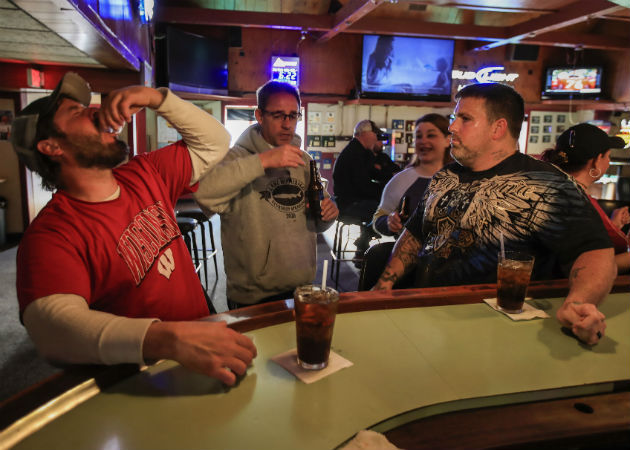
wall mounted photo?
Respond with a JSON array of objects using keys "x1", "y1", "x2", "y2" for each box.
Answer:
[
  {"x1": 307, "y1": 135, "x2": 322, "y2": 147},
  {"x1": 556, "y1": 115, "x2": 566, "y2": 123},
  {"x1": 529, "y1": 135, "x2": 539, "y2": 143},
  {"x1": 531, "y1": 126, "x2": 539, "y2": 134},
  {"x1": 531, "y1": 116, "x2": 540, "y2": 124},
  {"x1": 543, "y1": 125, "x2": 553, "y2": 133},
  {"x1": 557, "y1": 125, "x2": 565, "y2": 132},
  {"x1": 392, "y1": 119, "x2": 405, "y2": 129},
  {"x1": 542, "y1": 135, "x2": 551, "y2": 143},
  {"x1": 322, "y1": 136, "x2": 336, "y2": 147},
  {"x1": 543, "y1": 115, "x2": 553, "y2": 123}
]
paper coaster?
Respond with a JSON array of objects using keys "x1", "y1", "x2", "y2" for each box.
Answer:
[
  {"x1": 271, "y1": 348, "x2": 353, "y2": 384},
  {"x1": 484, "y1": 298, "x2": 550, "y2": 321}
]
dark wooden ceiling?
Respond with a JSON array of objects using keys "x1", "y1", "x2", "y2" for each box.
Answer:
[
  {"x1": 0, "y1": 0, "x2": 628, "y2": 70},
  {"x1": 156, "y1": 0, "x2": 630, "y2": 52}
]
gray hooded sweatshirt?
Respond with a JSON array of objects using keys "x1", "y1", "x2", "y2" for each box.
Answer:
[{"x1": 194, "y1": 124, "x2": 334, "y2": 304}]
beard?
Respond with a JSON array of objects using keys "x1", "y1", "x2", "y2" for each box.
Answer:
[
  {"x1": 449, "y1": 139, "x2": 480, "y2": 169},
  {"x1": 62, "y1": 133, "x2": 129, "y2": 169}
]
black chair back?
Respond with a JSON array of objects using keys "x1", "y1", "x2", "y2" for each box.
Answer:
[{"x1": 358, "y1": 242, "x2": 395, "y2": 291}]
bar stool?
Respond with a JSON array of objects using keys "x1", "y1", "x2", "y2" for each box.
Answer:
[
  {"x1": 330, "y1": 215, "x2": 365, "y2": 289},
  {"x1": 175, "y1": 199, "x2": 219, "y2": 289},
  {"x1": 176, "y1": 216, "x2": 201, "y2": 274}
]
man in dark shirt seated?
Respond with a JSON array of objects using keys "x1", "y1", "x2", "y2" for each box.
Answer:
[
  {"x1": 374, "y1": 82, "x2": 615, "y2": 346},
  {"x1": 333, "y1": 120, "x2": 396, "y2": 261}
]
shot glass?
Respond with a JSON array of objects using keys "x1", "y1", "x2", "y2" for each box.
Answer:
[
  {"x1": 294, "y1": 285, "x2": 339, "y2": 370},
  {"x1": 496, "y1": 251, "x2": 535, "y2": 314}
]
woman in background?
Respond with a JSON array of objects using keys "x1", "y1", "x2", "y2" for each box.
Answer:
[
  {"x1": 372, "y1": 113, "x2": 451, "y2": 236},
  {"x1": 542, "y1": 123, "x2": 629, "y2": 274},
  {"x1": 366, "y1": 36, "x2": 394, "y2": 86}
]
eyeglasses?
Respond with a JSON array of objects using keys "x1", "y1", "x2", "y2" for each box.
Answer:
[
  {"x1": 261, "y1": 110, "x2": 302, "y2": 122},
  {"x1": 448, "y1": 114, "x2": 456, "y2": 124}
]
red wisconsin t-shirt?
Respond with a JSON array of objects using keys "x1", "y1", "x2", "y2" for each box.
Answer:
[{"x1": 17, "y1": 142, "x2": 209, "y2": 321}]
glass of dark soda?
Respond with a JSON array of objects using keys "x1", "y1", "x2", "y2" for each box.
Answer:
[
  {"x1": 294, "y1": 285, "x2": 340, "y2": 370},
  {"x1": 497, "y1": 251, "x2": 535, "y2": 314}
]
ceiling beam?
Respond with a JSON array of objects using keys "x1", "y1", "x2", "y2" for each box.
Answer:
[
  {"x1": 154, "y1": 6, "x2": 333, "y2": 31},
  {"x1": 347, "y1": 16, "x2": 506, "y2": 41},
  {"x1": 14, "y1": 0, "x2": 140, "y2": 70},
  {"x1": 404, "y1": 1, "x2": 557, "y2": 14},
  {"x1": 521, "y1": 31, "x2": 629, "y2": 51},
  {"x1": 470, "y1": 0, "x2": 626, "y2": 52},
  {"x1": 316, "y1": 0, "x2": 386, "y2": 43}
]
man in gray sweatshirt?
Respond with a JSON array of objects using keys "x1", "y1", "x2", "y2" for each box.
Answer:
[{"x1": 195, "y1": 81, "x2": 338, "y2": 308}]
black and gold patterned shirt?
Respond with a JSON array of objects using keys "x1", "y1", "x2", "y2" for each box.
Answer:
[{"x1": 405, "y1": 152, "x2": 612, "y2": 287}]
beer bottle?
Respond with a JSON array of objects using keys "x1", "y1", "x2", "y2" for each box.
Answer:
[
  {"x1": 398, "y1": 195, "x2": 410, "y2": 222},
  {"x1": 307, "y1": 160, "x2": 324, "y2": 222}
]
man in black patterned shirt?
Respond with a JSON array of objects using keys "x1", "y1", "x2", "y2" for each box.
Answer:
[{"x1": 374, "y1": 83, "x2": 615, "y2": 346}]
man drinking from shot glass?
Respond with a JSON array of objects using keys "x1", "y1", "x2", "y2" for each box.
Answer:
[
  {"x1": 373, "y1": 83, "x2": 614, "y2": 346},
  {"x1": 12, "y1": 73, "x2": 256, "y2": 385}
]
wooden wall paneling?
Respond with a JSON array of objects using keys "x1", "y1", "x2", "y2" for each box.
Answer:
[
  {"x1": 298, "y1": 33, "x2": 362, "y2": 96},
  {"x1": 226, "y1": 28, "x2": 628, "y2": 105},
  {"x1": 230, "y1": 28, "x2": 362, "y2": 96}
]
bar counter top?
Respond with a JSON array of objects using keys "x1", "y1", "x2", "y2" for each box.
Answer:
[{"x1": 1, "y1": 277, "x2": 628, "y2": 449}]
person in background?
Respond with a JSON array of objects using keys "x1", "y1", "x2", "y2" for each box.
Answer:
[
  {"x1": 541, "y1": 123, "x2": 629, "y2": 274},
  {"x1": 11, "y1": 73, "x2": 256, "y2": 385},
  {"x1": 333, "y1": 119, "x2": 387, "y2": 262},
  {"x1": 373, "y1": 113, "x2": 451, "y2": 236},
  {"x1": 371, "y1": 138, "x2": 401, "y2": 190},
  {"x1": 194, "y1": 81, "x2": 338, "y2": 309},
  {"x1": 366, "y1": 35, "x2": 394, "y2": 86},
  {"x1": 374, "y1": 82, "x2": 615, "y2": 346}
]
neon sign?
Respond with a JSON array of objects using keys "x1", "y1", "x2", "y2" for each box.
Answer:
[
  {"x1": 452, "y1": 66, "x2": 519, "y2": 83},
  {"x1": 271, "y1": 56, "x2": 300, "y2": 87}
]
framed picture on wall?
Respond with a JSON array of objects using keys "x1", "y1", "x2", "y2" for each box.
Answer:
[
  {"x1": 531, "y1": 116, "x2": 540, "y2": 124},
  {"x1": 542, "y1": 135, "x2": 551, "y2": 143},
  {"x1": 557, "y1": 115, "x2": 566, "y2": 123},
  {"x1": 392, "y1": 119, "x2": 405, "y2": 130},
  {"x1": 531, "y1": 126, "x2": 539, "y2": 134},
  {"x1": 405, "y1": 120, "x2": 415, "y2": 132},
  {"x1": 543, "y1": 115, "x2": 553, "y2": 123},
  {"x1": 543, "y1": 125, "x2": 553, "y2": 133},
  {"x1": 557, "y1": 125, "x2": 565, "y2": 132},
  {"x1": 405, "y1": 133, "x2": 414, "y2": 144},
  {"x1": 529, "y1": 135, "x2": 538, "y2": 143}
]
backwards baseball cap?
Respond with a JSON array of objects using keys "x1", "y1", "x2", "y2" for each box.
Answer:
[
  {"x1": 11, "y1": 72, "x2": 92, "y2": 172},
  {"x1": 555, "y1": 123, "x2": 625, "y2": 165},
  {"x1": 354, "y1": 119, "x2": 387, "y2": 141}
]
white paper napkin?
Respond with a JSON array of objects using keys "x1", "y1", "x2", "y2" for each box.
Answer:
[
  {"x1": 341, "y1": 430, "x2": 400, "y2": 450},
  {"x1": 271, "y1": 348, "x2": 353, "y2": 384},
  {"x1": 483, "y1": 298, "x2": 550, "y2": 321}
]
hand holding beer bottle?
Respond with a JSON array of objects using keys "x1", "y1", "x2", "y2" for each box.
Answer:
[
  {"x1": 307, "y1": 160, "x2": 324, "y2": 223},
  {"x1": 387, "y1": 195, "x2": 410, "y2": 234}
]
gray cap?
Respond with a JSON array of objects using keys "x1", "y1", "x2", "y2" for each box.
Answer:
[
  {"x1": 354, "y1": 119, "x2": 387, "y2": 140},
  {"x1": 11, "y1": 72, "x2": 92, "y2": 172}
]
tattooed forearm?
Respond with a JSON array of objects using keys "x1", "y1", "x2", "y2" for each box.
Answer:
[
  {"x1": 373, "y1": 231, "x2": 422, "y2": 290},
  {"x1": 398, "y1": 232, "x2": 422, "y2": 267},
  {"x1": 570, "y1": 265, "x2": 585, "y2": 282}
]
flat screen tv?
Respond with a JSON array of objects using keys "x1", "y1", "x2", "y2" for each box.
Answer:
[
  {"x1": 160, "y1": 26, "x2": 228, "y2": 95},
  {"x1": 360, "y1": 34, "x2": 454, "y2": 101},
  {"x1": 542, "y1": 66, "x2": 603, "y2": 99}
]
